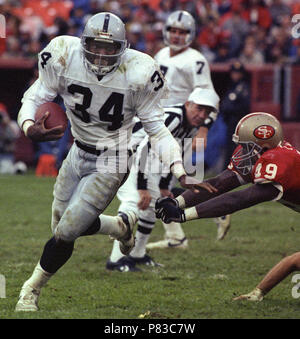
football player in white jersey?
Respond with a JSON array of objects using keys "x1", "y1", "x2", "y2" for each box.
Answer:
[
  {"x1": 106, "y1": 88, "x2": 220, "y2": 271},
  {"x1": 15, "y1": 12, "x2": 213, "y2": 312},
  {"x1": 147, "y1": 10, "x2": 230, "y2": 250}
]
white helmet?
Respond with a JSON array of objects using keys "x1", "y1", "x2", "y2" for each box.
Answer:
[
  {"x1": 81, "y1": 12, "x2": 128, "y2": 76},
  {"x1": 163, "y1": 10, "x2": 196, "y2": 51},
  {"x1": 188, "y1": 88, "x2": 220, "y2": 112},
  {"x1": 232, "y1": 112, "x2": 283, "y2": 175}
]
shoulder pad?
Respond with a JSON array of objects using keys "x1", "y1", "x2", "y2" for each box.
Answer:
[
  {"x1": 121, "y1": 49, "x2": 157, "y2": 88},
  {"x1": 260, "y1": 149, "x2": 281, "y2": 162},
  {"x1": 39, "y1": 36, "x2": 80, "y2": 72}
]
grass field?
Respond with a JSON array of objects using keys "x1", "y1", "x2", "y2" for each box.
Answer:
[{"x1": 1, "y1": 173, "x2": 300, "y2": 319}]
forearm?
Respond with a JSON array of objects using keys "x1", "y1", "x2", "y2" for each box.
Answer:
[
  {"x1": 18, "y1": 81, "x2": 40, "y2": 129},
  {"x1": 184, "y1": 183, "x2": 280, "y2": 220},
  {"x1": 18, "y1": 101, "x2": 37, "y2": 135},
  {"x1": 179, "y1": 170, "x2": 241, "y2": 208},
  {"x1": 257, "y1": 252, "x2": 300, "y2": 295},
  {"x1": 194, "y1": 189, "x2": 257, "y2": 218},
  {"x1": 18, "y1": 79, "x2": 57, "y2": 133}
]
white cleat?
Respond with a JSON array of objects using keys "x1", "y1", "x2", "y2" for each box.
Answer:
[
  {"x1": 15, "y1": 281, "x2": 40, "y2": 312},
  {"x1": 215, "y1": 215, "x2": 231, "y2": 241},
  {"x1": 233, "y1": 288, "x2": 264, "y2": 301},
  {"x1": 117, "y1": 211, "x2": 137, "y2": 256},
  {"x1": 146, "y1": 237, "x2": 188, "y2": 250}
]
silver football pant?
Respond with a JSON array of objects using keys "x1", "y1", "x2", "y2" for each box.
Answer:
[{"x1": 51, "y1": 143, "x2": 128, "y2": 242}]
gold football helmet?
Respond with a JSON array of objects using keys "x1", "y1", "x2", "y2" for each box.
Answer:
[{"x1": 231, "y1": 112, "x2": 283, "y2": 175}]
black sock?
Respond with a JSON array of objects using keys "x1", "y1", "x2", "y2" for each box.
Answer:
[{"x1": 40, "y1": 236, "x2": 74, "y2": 274}]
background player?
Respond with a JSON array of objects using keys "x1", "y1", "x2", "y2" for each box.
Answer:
[
  {"x1": 106, "y1": 87, "x2": 220, "y2": 271},
  {"x1": 15, "y1": 12, "x2": 202, "y2": 312},
  {"x1": 147, "y1": 10, "x2": 228, "y2": 250}
]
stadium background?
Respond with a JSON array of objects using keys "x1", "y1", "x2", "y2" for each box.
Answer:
[
  {"x1": 1, "y1": 0, "x2": 300, "y2": 320},
  {"x1": 1, "y1": 0, "x2": 300, "y2": 169}
]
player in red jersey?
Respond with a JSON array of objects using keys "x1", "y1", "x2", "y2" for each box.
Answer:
[{"x1": 155, "y1": 112, "x2": 300, "y2": 301}]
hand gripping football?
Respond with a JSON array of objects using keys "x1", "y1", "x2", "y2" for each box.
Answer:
[{"x1": 35, "y1": 102, "x2": 68, "y2": 132}]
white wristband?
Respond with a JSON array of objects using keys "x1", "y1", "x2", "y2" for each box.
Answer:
[
  {"x1": 176, "y1": 195, "x2": 186, "y2": 209},
  {"x1": 171, "y1": 162, "x2": 186, "y2": 180},
  {"x1": 22, "y1": 120, "x2": 35, "y2": 136},
  {"x1": 184, "y1": 207, "x2": 198, "y2": 221}
]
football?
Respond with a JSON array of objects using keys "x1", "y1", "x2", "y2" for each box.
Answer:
[{"x1": 35, "y1": 102, "x2": 68, "y2": 132}]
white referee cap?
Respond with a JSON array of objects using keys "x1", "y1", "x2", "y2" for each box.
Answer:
[{"x1": 188, "y1": 88, "x2": 220, "y2": 111}]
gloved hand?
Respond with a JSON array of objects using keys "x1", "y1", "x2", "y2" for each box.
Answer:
[{"x1": 155, "y1": 197, "x2": 186, "y2": 224}]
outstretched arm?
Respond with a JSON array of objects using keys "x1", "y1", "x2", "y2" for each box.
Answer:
[
  {"x1": 156, "y1": 182, "x2": 280, "y2": 223},
  {"x1": 190, "y1": 182, "x2": 280, "y2": 220},
  {"x1": 234, "y1": 252, "x2": 300, "y2": 301},
  {"x1": 179, "y1": 169, "x2": 242, "y2": 208}
]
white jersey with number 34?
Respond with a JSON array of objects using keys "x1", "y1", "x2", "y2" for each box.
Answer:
[{"x1": 18, "y1": 35, "x2": 168, "y2": 149}]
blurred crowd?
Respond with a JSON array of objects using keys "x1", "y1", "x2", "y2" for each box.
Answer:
[
  {"x1": 1, "y1": 0, "x2": 300, "y2": 65},
  {"x1": 1, "y1": 0, "x2": 300, "y2": 174},
  {"x1": 0, "y1": 101, "x2": 25, "y2": 174}
]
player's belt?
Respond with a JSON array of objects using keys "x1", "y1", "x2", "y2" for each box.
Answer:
[{"x1": 75, "y1": 140, "x2": 132, "y2": 157}]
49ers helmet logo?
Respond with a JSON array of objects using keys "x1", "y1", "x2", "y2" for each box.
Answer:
[{"x1": 253, "y1": 125, "x2": 275, "y2": 139}]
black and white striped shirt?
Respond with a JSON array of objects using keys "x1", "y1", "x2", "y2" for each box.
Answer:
[{"x1": 135, "y1": 104, "x2": 217, "y2": 189}]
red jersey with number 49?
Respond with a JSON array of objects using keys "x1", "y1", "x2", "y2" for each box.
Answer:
[{"x1": 229, "y1": 141, "x2": 300, "y2": 212}]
